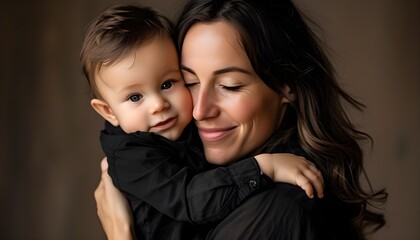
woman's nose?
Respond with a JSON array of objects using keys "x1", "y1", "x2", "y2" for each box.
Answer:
[
  {"x1": 192, "y1": 84, "x2": 219, "y2": 121},
  {"x1": 149, "y1": 95, "x2": 170, "y2": 114}
]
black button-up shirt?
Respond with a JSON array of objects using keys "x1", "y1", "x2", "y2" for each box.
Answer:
[{"x1": 100, "y1": 121, "x2": 270, "y2": 240}]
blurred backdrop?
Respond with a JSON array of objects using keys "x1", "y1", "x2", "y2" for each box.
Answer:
[{"x1": 1, "y1": 0, "x2": 419, "y2": 239}]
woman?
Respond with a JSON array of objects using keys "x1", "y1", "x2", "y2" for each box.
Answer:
[{"x1": 94, "y1": 0, "x2": 387, "y2": 239}]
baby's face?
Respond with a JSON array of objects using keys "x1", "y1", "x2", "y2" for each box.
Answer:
[{"x1": 95, "y1": 37, "x2": 192, "y2": 141}]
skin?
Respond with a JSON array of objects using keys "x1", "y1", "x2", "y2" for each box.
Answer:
[
  {"x1": 90, "y1": 37, "x2": 192, "y2": 141},
  {"x1": 181, "y1": 21, "x2": 289, "y2": 165}
]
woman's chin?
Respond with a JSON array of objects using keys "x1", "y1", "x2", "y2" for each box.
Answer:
[{"x1": 204, "y1": 149, "x2": 237, "y2": 166}]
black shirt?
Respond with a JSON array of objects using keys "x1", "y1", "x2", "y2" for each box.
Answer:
[
  {"x1": 100, "y1": 121, "x2": 270, "y2": 240},
  {"x1": 101, "y1": 121, "x2": 359, "y2": 240}
]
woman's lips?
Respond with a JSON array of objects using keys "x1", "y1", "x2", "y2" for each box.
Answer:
[{"x1": 198, "y1": 127, "x2": 236, "y2": 142}]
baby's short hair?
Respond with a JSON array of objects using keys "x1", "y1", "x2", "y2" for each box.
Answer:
[{"x1": 80, "y1": 4, "x2": 174, "y2": 98}]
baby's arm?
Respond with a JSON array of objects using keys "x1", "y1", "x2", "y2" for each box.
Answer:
[
  {"x1": 106, "y1": 131, "x2": 268, "y2": 224},
  {"x1": 254, "y1": 153, "x2": 324, "y2": 198},
  {"x1": 110, "y1": 141, "x2": 266, "y2": 224},
  {"x1": 106, "y1": 129, "x2": 322, "y2": 225}
]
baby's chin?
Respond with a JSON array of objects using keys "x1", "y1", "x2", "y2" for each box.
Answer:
[{"x1": 158, "y1": 129, "x2": 182, "y2": 141}]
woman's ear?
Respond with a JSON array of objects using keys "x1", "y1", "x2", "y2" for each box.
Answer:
[
  {"x1": 90, "y1": 99, "x2": 119, "y2": 126},
  {"x1": 281, "y1": 84, "x2": 295, "y2": 103}
]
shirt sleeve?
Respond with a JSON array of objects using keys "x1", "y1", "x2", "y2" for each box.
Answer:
[
  {"x1": 106, "y1": 135, "x2": 271, "y2": 224},
  {"x1": 186, "y1": 157, "x2": 272, "y2": 223}
]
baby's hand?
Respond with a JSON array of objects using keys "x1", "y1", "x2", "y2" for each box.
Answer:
[{"x1": 254, "y1": 153, "x2": 324, "y2": 198}]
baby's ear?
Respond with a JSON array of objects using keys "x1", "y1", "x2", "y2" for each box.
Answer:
[{"x1": 90, "y1": 99, "x2": 119, "y2": 126}]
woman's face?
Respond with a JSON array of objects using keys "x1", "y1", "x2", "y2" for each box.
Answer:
[{"x1": 181, "y1": 21, "x2": 289, "y2": 165}]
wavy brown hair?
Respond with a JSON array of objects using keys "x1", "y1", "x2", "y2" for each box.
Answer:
[{"x1": 176, "y1": 0, "x2": 387, "y2": 238}]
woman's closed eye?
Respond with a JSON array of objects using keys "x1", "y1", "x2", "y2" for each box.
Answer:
[
  {"x1": 185, "y1": 82, "x2": 199, "y2": 89},
  {"x1": 221, "y1": 84, "x2": 243, "y2": 92},
  {"x1": 184, "y1": 77, "x2": 200, "y2": 89}
]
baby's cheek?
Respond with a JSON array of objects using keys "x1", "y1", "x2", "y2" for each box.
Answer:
[{"x1": 121, "y1": 113, "x2": 149, "y2": 134}]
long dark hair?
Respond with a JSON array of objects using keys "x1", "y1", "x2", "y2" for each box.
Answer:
[{"x1": 176, "y1": 0, "x2": 387, "y2": 238}]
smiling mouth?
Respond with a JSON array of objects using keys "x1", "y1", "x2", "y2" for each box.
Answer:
[
  {"x1": 198, "y1": 127, "x2": 236, "y2": 142},
  {"x1": 151, "y1": 117, "x2": 177, "y2": 131}
]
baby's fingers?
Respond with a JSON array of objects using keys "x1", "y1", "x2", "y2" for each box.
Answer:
[
  {"x1": 296, "y1": 174, "x2": 314, "y2": 198},
  {"x1": 303, "y1": 165, "x2": 324, "y2": 198}
]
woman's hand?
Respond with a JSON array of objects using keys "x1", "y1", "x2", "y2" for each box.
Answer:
[{"x1": 94, "y1": 157, "x2": 134, "y2": 240}]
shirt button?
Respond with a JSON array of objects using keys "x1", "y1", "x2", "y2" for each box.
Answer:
[{"x1": 249, "y1": 179, "x2": 258, "y2": 188}]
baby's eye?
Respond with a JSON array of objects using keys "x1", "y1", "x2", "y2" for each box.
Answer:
[
  {"x1": 161, "y1": 81, "x2": 174, "y2": 90},
  {"x1": 128, "y1": 94, "x2": 142, "y2": 102}
]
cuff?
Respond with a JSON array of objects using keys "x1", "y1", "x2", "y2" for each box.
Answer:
[{"x1": 227, "y1": 157, "x2": 270, "y2": 199}]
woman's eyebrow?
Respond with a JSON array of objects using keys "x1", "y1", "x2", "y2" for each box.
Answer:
[
  {"x1": 180, "y1": 65, "x2": 251, "y2": 76},
  {"x1": 213, "y1": 66, "x2": 251, "y2": 75},
  {"x1": 180, "y1": 65, "x2": 196, "y2": 75}
]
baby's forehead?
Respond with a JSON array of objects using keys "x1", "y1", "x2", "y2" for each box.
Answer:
[
  {"x1": 101, "y1": 35, "x2": 173, "y2": 68},
  {"x1": 95, "y1": 37, "x2": 179, "y2": 87}
]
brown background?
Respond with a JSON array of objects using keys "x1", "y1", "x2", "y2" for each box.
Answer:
[{"x1": 1, "y1": 0, "x2": 419, "y2": 239}]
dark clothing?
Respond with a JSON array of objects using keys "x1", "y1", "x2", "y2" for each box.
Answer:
[
  {"x1": 207, "y1": 183, "x2": 320, "y2": 240},
  {"x1": 198, "y1": 133, "x2": 359, "y2": 240},
  {"x1": 202, "y1": 139, "x2": 323, "y2": 240},
  {"x1": 101, "y1": 121, "x2": 359, "y2": 239},
  {"x1": 207, "y1": 152, "x2": 360, "y2": 240},
  {"x1": 100, "y1": 121, "x2": 270, "y2": 240},
  {"x1": 208, "y1": 184, "x2": 359, "y2": 240}
]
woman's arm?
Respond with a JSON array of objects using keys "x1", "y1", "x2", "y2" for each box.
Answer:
[{"x1": 94, "y1": 158, "x2": 134, "y2": 240}]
